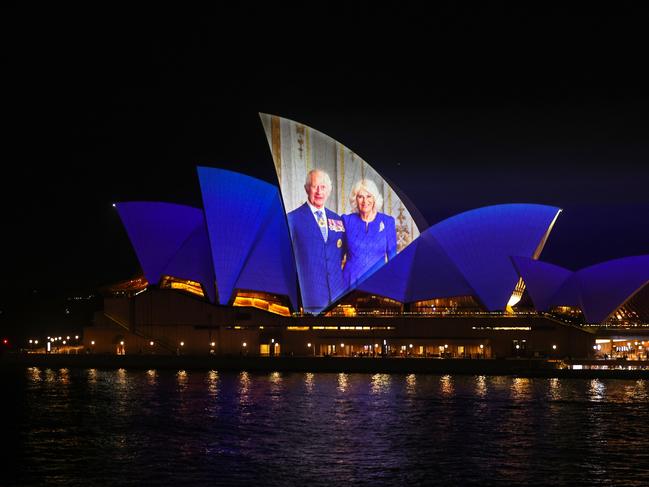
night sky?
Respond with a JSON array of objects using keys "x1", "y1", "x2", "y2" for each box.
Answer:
[{"x1": 3, "y1": 5, "x2": 648, "y2": 335}]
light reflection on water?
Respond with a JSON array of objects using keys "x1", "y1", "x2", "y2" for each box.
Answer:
[
  {"x1": 337, "y1": 372, "x2": 348, "y2": 393},
  {"x1": 440, "y1": 374, "x2": 453, "y2": 396},
  {"x1": 475, "y1": 375, "x2": 487, "y2": 398},
  {"x1": 371, "y1": 373, "x2": 391, "y2": 395},
  {"x1": 304, "y1": 372, "x2": 315, "y2": 393},
  {"x1": 7, "y1": 368, "x2": 649, "y2": 486}
]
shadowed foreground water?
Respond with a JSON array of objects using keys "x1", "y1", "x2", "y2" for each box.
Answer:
[{"x1": 4, "y1": 367, "x2": 649, "y2": 486}]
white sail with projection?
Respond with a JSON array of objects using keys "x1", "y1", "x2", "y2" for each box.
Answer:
[{"x1": 260, "y1": 113, "x2": 421, "y2": 314}]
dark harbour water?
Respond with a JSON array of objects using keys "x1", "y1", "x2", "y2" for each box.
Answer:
[{"x1": 4, "y1": 367, "x2": 649, "y2": 486}]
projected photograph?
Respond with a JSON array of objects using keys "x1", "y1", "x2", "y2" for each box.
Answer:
[{"x1": 260, "y1": 113, "x2": 421, "y2": 314}]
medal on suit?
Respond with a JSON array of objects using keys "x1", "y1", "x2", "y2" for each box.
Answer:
[
  {"x1": 337, "y1": 238, "x2": 342, "y2": 248},
  {"x1": 318, "y1": 216, "x2": 326, "y2": 227}
]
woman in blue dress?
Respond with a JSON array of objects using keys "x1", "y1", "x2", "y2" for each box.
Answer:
[{"x1": 342, "y1": 179, "x2": 397, "y2": 289}]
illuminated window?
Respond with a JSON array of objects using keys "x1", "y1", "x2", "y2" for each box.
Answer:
[
  {"x1": 160, "y1": 276, "x2": 205, "y2": 298},
  {"x1": 101, "y1": 276, "x2": 148, "y2": 296},
  {"x1": 327, "y1": 291, "x2": 403, "y2": 316},
  {"x1": 410, "y1": 296, "x2": 481, "y2": 314},
  {"x1": 232, "y1": 290, "x2": 291, "y2": 316}
]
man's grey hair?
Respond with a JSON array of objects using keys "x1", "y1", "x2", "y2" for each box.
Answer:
[{"x1": 304, "y1": 169, "x2": 332, "y2": 190}]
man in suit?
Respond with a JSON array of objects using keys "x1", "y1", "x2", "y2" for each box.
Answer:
[{"x1": 287, "y1": 169, "x2": 347, "y2": 314}]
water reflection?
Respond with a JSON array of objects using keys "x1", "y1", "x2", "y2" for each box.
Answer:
[
  {"x1": 511, "y1": 378, "x2": 531, "y2": 401},
  {"x1": 475, "y1": 375, "x2": 487, "y2": 398},
  {"x1": 589, "y1": 379, "x2": 606, "y2": 402},
  {"x1": 440, "y1": 374, "x2": 453, "y2": 396},
  {"x1": 116, "y1": 367, "x2": 127, "y2": 386},
  {"x1": 304, "y1": 372, "x2": 315, "y2": 393},
  {"x1": 59, "y1": 368, "x2": 70, "y2": 385},
  {"x1": 337, "y1": 373, "x2": 348, "y2": 393},
  {"x1": 206, "y1": 370, "x2": 218, "y2": 398},
  {"x1": 548, "y1": 377, "x2": 561, "y2": 401},
  {"x1": 238, "y1": 371, "x2": 251, "y2": 406},
  {"x1": 269, "y1": 371, "x2": 283, "y2": 402},
  {"x1": 371, "y1": 373, "x2": 390, "y2": 395},
  {"x1": 406, "y1": 374, "x2": 417, "y2": 395},
  {"x1": 44, "y1": 368, "x2": 56, "y2": 383},
  {"x1": 27, "y1": 367, "x2": 41, "y2": 382},
  {"x1": 176, "y1": 369, "x2": 188, "y2": 386},
  {"x1": 87, "y1": 368, "x2": 97, "y2": 384},
  {"x1": 12, "y1": 370, "x2": 649, "y2": 486}
]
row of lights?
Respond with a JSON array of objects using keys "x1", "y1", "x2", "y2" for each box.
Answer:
[
  {"x1": 93, "y1": 340, "x2": 243, "y2": 348},
  {"x1": 593, "y1": 341, "x2": 646, "y2": 351},
  {"x1": 306, "y1": 342, "x2": 488, "y2": 351},
  {"x1": 514, "y1": 344, "x2": 557, "y2": 350}
]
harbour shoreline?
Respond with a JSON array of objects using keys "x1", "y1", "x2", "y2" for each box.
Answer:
[{"x1": 3, "y1": 353, "x2": 649, "y2": 379}]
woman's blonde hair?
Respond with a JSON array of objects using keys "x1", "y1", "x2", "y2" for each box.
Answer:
[{"x1": 349, "y1": 178, "x2": 383, "y2": 213}]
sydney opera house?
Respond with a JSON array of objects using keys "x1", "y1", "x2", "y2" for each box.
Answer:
[{"x1": 84, "y1": 114, "x2": 649, "y2": 360}]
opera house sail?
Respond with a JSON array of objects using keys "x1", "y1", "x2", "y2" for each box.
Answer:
[{"x1": 83, "y1": 113, "x2": 648, "y2": 359}]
